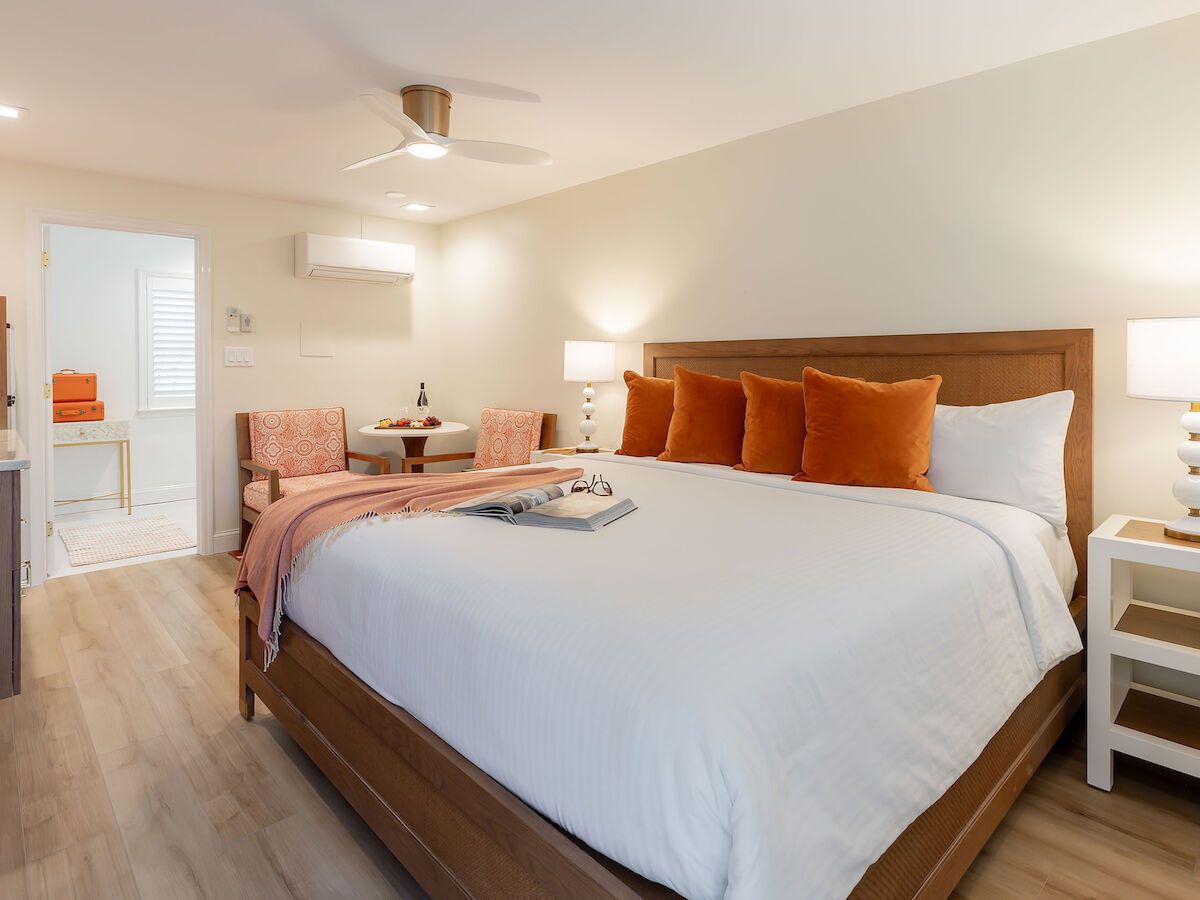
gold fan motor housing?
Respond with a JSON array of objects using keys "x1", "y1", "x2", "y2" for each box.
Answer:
[{"x1": 401, "y1": 85, "x2": 452, "y2": 137}]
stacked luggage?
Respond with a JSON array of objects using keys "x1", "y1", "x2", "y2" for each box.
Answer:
[{"x1": 52, "y1": 370, "x2": 104, "y2": 422}]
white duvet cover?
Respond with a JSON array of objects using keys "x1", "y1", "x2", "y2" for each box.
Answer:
[{"x1": 284, "y1": 455, "x2": 1082, "y2": 900}]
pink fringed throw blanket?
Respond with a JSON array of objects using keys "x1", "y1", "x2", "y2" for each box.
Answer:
[{"x1": 235, "y1": 466, "x2": 583, "y2": 663}]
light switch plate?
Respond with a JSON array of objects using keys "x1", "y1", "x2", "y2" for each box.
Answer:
[{"x1": 224, "y1": 346, "x2": 254, "y2": 367}]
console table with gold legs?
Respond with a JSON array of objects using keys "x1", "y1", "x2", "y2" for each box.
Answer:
[{"x1": 52, "y1": 420, "x2": 132, "y2": 514}]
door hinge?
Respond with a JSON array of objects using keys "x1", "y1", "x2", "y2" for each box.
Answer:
[
  {"x1": 45, "y1": 521, "x2": 53, "y2": 537},
  {"x1": 43, "y1": 383, "x2": 51, "y2": 399},
  {"x1": 41, "y1": 251, "x2": 49, "y2": 268}
]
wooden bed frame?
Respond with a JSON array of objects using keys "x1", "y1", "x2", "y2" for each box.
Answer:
[{"x1": 238, "y1": 328, "x2": 1092, "y2": 900}]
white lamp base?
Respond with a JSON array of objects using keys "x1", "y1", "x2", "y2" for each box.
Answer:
[
  {"x1": 576, "y1": 382, "x2": 600, "y2": 452},
  {"x1": 1168, "y1": 402, "x2": 1200, "y2": 541},
  {"x1": 1164, "y1": 515, "x2": 1200, "y2": 542}
]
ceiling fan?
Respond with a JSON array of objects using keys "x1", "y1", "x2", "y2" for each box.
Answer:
[{"x1": 345, "y1": 86, "x2": 552, "y2": 170}]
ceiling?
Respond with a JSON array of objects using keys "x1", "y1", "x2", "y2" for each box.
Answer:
[{"x1": 2, "y1": 1, "x2": 1198, "y2": 224}]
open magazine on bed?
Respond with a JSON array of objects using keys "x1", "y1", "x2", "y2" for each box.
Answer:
[{"x1": 447, "y1": 484, "x2": 636, "y2": 532}]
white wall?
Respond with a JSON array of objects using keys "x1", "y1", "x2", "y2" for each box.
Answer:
[
  {"x1": 0, "y1": 159, "x2": 441, "y2": 568},
  {"x1": 49, "y1": 225, "x2": 196, "y2": 513},
  {"x1": 437, "y1": 14, "x2": 1200, "y2": 536}
]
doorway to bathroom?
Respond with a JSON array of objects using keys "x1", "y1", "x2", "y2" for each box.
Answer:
[{"x1": 26, "y1": 211, "x2": 213, "y2": 583}]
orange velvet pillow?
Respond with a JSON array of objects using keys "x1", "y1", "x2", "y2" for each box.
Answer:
[
  {"x1": 616, "y1": 371, "x2": 675, "y2": 457},
  {"x1": 736, "y1": 372, "x2": 807, "y2": 475},
  {"x1": 658, "y1": 366, "x2": 747, "y2": 466},
  {"x1": 795, "y1": 367, "x2": 942, "y2": 491}
]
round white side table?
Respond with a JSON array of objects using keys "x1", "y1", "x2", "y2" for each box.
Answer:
[{"x1": 357, "y1": 422, "x2": 469, "y2": 473}]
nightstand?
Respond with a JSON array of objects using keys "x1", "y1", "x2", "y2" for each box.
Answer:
[{"x1": 1088, "y1": 514, "x2": 1200, "y2": 791}]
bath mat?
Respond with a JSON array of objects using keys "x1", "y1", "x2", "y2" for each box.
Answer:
[{"x1": 58, "y1": 515, "x2": 195, "y2": 566}]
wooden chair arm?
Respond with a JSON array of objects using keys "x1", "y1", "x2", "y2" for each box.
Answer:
[
  {"x1": 241, "y1": 459, "x2": 281, "y2": 504},
  {"x1": 402, "y1": 452, "x2": 476, "y2": 474},
  {"x1": 240, "y1": 458, "x2": 277, "y2": 478},
  {"x1": 346, "y1": 450, "x2": 391, "y2": 475}
]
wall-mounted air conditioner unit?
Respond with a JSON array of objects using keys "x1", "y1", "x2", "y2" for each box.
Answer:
[{"x1": 294, "y1": 233, "x2": 415, "y2": 284}]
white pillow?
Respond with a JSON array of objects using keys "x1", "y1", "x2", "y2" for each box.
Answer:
[{"x1": 927, "y1": 390, "x2": 1074, "y2": 532}]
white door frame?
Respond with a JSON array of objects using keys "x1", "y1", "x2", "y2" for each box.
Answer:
[{"x1": 25, "y1": 208, "x2": 213, "y2": 584}]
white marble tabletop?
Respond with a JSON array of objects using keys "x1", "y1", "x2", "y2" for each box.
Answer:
[
  {"x1": 0, "y1": 430, "x2": 30, "y2": 471},
  {"x1": 52, "y1": 419, "x2": 131, "y2": 444}
]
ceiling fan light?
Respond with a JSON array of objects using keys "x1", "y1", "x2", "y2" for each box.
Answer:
[{"x1": 406, "y1": 141, "x2": 447, "y2": 160}]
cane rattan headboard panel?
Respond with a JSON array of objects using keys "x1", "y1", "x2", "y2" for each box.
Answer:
[{"x1": 643, "y1": 329, "x2": 1093, "y2": 598}]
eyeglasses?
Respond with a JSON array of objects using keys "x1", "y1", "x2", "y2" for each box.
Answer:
[{"x1": 571, "y1": 474, "x2": 612, "y2": 496}]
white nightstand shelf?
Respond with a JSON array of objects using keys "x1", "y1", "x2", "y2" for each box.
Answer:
[{"x1": 1088, "y1": 514, "x2": 1200, "y2": 790}]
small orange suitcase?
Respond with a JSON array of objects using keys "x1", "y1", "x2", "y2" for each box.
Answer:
[
  {"x1": 52, "y1": 370, "x2": 98, "y2": 402},
  {"x1": 53, "y1": 401, "x2": 104, "y2": 423}
]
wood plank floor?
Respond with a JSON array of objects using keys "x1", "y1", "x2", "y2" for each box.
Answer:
[
  {"x1": 2, "y1": 553, "x2": 1197, "y2": 899},
  {"x1": 2, "y1": 553, "x2": 425, "y2": 900},
  {"x1": 954, "y1": 716, "x2": 1200, "y2": 900}
]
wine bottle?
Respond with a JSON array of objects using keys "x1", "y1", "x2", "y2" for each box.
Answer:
[{"x1": 416, "y1": 382, "x2": 430, "y2": 416}]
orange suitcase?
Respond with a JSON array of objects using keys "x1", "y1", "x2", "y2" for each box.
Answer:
[
  {"x1": 52, "y1": 370, "x2": 98, "y2": 402},
  {"x1": 53, "y1": 401, "x2": 104, "y2": 423}
]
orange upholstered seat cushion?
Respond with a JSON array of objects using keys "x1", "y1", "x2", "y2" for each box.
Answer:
[
  {"x1": 658, "y1": 367, "x2": 747, "y2": 466},
  {"x1": 795, "y1": 367, "x2": 942, "y2": 491},
  {"x1": 736, "y1": 372, "x2": 807, "y2": 475},
  {"x1": 616, "y1": 371, "x2": 675, "y2": 458},
  {"x1": 242, "y1": 470, "x2": 368, "y2": 513}
]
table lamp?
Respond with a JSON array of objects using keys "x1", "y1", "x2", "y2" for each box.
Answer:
[
  {"x1": 1127, "y1": 317, "x2": 1200, "y2": 541},
  {"x1": 563, "y1": 340, "x2": 616, "y2": 452}
]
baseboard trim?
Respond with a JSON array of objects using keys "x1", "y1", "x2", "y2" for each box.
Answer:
[
  {"x1": 212, "y1": 529, "x2": 241, "y2": 554},
  {"x1": 53, "y1": 483, "x2": 196, "y2": 516},
  {"x1": 136, "y1": 483, "x2": 197, "y2": 506}
]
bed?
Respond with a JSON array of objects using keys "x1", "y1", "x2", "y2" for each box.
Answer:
[{"x1": 237, "y1": 328, "x2": 1092, "y2": 899}]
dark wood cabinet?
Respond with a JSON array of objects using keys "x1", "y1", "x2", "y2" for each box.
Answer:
[
  {"x1": 0, "y1": 467, "x2": 18, "y2": 698},
  {"x1": 0, "y1": 297, "x2": 24, "y2": 699}
]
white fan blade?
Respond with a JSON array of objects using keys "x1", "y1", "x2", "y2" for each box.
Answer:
[
  {"x1": 342, "y1": 145, "x2": 408, "y2": 171},
  {"x1": 358, "y1": 92, "x2": 430, "y2": 143},
  {"x1": 438, "y1": 136, "x2": 552, "y2": 166}
]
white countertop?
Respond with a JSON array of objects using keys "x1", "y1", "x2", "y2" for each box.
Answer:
[{"x1": 0, "y1": 430, "x2": 30, "y2": 471}]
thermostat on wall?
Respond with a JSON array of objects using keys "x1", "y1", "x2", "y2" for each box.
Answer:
[{"x1": 227, "y1": 308, "x2": 255, "y2": 333}]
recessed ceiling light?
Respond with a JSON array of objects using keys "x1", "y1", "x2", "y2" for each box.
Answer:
[
  {"x1": 404, "y1": 203, "x2": 432, "y2": 212},
  {"x1": 385, "y1": 192, "x2": 407, "y2": 200},
  {"x1": 0, "y1": 105, "x2": 22, "y2": 119}
]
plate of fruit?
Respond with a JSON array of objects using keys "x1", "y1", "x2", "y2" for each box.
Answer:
[{"x1": 376, "y1": 415, "x2": 443, "y2": 430}]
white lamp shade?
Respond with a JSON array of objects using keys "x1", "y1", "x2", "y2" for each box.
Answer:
[
  {"x1": 563, "y1": 340, "x2": 616, "y2": 383},
  {"x1": 1128, "y1": 318, "x2": 1200, "y2": 401}
]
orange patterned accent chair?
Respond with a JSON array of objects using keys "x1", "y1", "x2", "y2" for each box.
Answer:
[
  {"x1": 236, "y1": 407, "x2": 390, "y2": 551},
  {"x1": 401, "y1": 408, "x2": 558, "y2": 473}
]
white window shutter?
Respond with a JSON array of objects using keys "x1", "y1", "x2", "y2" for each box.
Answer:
[{"x1": 139, "y1": 272, "x2": 195, "y2": 410}]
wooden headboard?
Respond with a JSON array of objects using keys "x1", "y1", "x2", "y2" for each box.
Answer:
[{"x1": 644, "y1": 329, "x2": 1093, "y2": 599}]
